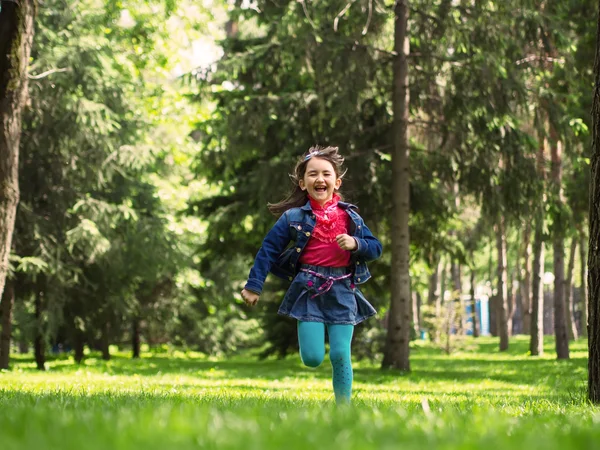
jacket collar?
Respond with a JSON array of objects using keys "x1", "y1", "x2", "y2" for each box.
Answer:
[{"x1": 300, "y1": 200, "x2": 356, "y2": 211}]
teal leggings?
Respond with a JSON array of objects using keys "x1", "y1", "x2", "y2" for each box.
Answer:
[{"x1": 297, "y1": 321, "x2": 354, "y2": 404}]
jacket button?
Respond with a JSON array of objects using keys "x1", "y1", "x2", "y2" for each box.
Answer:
[
  {"x1": 297, "y1": 225, "x2": 302, "y2": 230},
  {"x1": 356, "y1": 261, "x2": 360, "y2": 265},
  {"x1": 296, "y1": 247, "x2": 301, "y2": 252},
  {"x1": 311, "y1": 215, "x2": 315, "y2": 219},
  {"x1": 305, "y1": 232, "x2": 310, "y2": 237},
  {"x1": 357, "y1": 278, "x2": 361, "y2": 282},
  {"x1": 358, "y1": 225, "x2": 361, "y2": 229},
  {"x1": 289, "y1": 276, "x2": 293, "y2": 281}
]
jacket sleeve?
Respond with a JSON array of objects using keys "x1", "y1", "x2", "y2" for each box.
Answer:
[
  {"x1": 352, "y1": 219, "x2": 382, "y2": 262},
  {"x1": 244, "y1": 211, "x2": 291, "y2": 294}
]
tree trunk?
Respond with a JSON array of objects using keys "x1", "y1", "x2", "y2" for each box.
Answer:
[
  {"x1": 416, "y1": 292, "x2": 422, "y2": 331},
  {"x1": 530, "y1": 211, "x2": 545, "y2": 356},
  {"x1": 470, "y1": 267, "x2": 479, "y2": 337},
  {"x1": 428, "y1": 256, "x2": 442, "y2": 343},
  {"x1": 508, "y1": 268, "x2": 517, "y2": 336},
  {"x1": 521, "y1": 222, "x2": 533, "y2": 335},
  {"x1": 531, "y1": 118, "x2": 547, "y2": 357},
  {"x1": 496, "y1": 216, "x2": 509, "y2": 351},
  {"x1": 0, "y1": 1, "x2": 36, "y2": 300},
  {"x1": 451, "y1": 262, "x2": 465, "y2": 334},
  {"x1": 0, "y1": 279, "x2": 14, "y2": 369},
  {"x1": 589, "y1": 2, "x2": 600, "y2": 401},
  {"x1": 101, "y1": 322, "x2": 111, "y2": 361},
  {"x1": 73, "y1": 329, "x2": 84, "y2": 364},
  {"x1": 382, "y1": 0, "x2": 411, "y2": 371},
  {"x1": 580, "y1": 227, "x2": 588, "y2": 339},
  {"x1": 565, "y1": 238, "x2": 578, "y2": 340},
  {"x1": 34, "y1": 287, "x2": 45, "y2": 371},
  {"x1": 432, "y1": 261, "x2": 446, "y2": 344},
  {"x1": 488, "y1": 242, "x2": 498, "y2": 337},
  {"x1": 132, "y1": 317, "x2": 141, "y2": 359},
  {"x1": 550, "y1": 136, "x2": 570, "y2": 360},
  {"x1": 445, "y1": 295, "x2": 454, "y2": 355},
  {"x1": 428, "y1": 257, "x2": 441, "y2": 307}
]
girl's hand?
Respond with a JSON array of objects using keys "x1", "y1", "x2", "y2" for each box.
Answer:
[
  {"x1": 241, "y1": 288, "x2": 260, "y2": 306},
  {"x1": 336, "y1": 234, "x2": 358, "y2": 251}
]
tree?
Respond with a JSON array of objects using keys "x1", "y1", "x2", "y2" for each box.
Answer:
[
  {"x1": 530, "y1": 127, "x2": 546, "y2": 357},
  {"x1": 495, "y1": 216, "x2": 509, "y2": 351},
  {"x1": 588, "y1": 0, "x2": 600, "y2": 404},
  {"x1": 0, "y1": 0, "x2": 36, "y2": 301},
  {"x1": 550, "y1": 134, "x2": 570, "y2": 359},
  {"x1": 382, "y1": 0, "x2": 411, "y2": 371},
  {"x1": 0, "y1": 279, "x2": 14, "y2": 369}
]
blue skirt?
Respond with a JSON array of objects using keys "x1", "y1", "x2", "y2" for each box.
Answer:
[{"x1": 277, "y1": 264, "x2": 377, "y2": 325}]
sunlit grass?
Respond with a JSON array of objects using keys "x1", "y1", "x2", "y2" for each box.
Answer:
[{"x1": 1, "y1": 336, "x2": 596, "y2": 450}]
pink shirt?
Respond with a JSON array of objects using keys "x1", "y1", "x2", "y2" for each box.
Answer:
[{"x1": 299, "y1": 195, "x2": 351, "y2": 267}]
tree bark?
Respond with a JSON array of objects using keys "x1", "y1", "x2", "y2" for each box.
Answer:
[
  {"x1": 436, "y1": 261, "x2": 447, "y2": 343},
  {"x1": 101, "y1": 322, "x2": 110, "y2": 361},
  {"x1": 451, "y1": 262, "x2": 465, "y2": 334},
  {"x1": 34, "y1": 286, "x2": 45, "y2": 370},
  {"x1": 132, "y1": 317, "x2": 141, "y2": 359},
  {"x1": 0, "y1": 279, "x2": 14, "y2": 369},
  {"x1": 589, "y1": 0, "x2": 600, "y2": 401},
  {"x1": 427, "y1": 256, "x2": 442, "y2": 343},
  {"x1": 382, "y1": 0, "x2": 411, "y2": 371},
  {"x1": 470, "y1": 267, "x2": 479, "y2": 337},
  {"x1": 496, "y1": 216, "x2": 509, "y2": 351},
  {"x1": 0, "y1": 1, "x2": 36, "y2": 300},
  {"x1": 580, "y1": 227, "x2": 588, "y2": 339},
  {"x1": 508, "y1": 268, "x2": 518, "y2": 336},
  {"x1": 428, "y1": 256, "x2": 441, "y2": 307},
  {"x1": 565, "y1": 238, "x2": 578, "y2": 340},
  {"x1": 530, "y1": 120, "x2": 547, "y2": 357},
  {"x1": 550, "y1": 136, "x2": 570, "y2": 360},
  {"x1": 488, "y1": 242, "x2": 498, "y2": 337},
  {"x1": 530, "y1": 211, "x2": 545, "y2": 356},
  {"x1": 73, "y1": 329, "x2": 84, "y2": 364},
  {"x1": 521, "y1": 222, "x2": 533, "y2": 334}
]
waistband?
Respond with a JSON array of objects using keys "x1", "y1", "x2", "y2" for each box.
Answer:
[{"x1": 299, "y1": 264, "x2": 351, "y2": 276}]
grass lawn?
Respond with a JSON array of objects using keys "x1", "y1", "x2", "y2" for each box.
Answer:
[{"x1": 0, "y1": 336, "x2": 596, "y2": 450}]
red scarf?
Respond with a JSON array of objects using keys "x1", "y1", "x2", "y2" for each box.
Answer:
[{"x1": 308, "y1": 194, "x2": 348, "y2": 243}]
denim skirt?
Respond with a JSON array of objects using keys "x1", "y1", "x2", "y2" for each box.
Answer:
[{"x1": 277, "y1": 264, "x2": 377, "y2": 325}]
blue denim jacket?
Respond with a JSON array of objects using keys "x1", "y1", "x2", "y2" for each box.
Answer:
[{"x1": 244, "y1": 200, "x2": 382, "y2": 294}]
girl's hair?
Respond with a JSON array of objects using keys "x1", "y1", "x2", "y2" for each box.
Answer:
[{"x1": 268, "y1": 145, "x2": 347, "y2": 216}]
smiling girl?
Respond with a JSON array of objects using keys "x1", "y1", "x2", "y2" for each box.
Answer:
[{"x1": 240, "y1": 146, "x2": 382, "y2": 404}]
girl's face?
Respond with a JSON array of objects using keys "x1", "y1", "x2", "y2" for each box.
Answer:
[{"x1": 299, "y1": 157, "x2": 342, "y2": 206}]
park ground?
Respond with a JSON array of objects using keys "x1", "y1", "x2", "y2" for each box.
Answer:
[{"x1": 0, "y1": 336, "x2": 596, "y2": 450}]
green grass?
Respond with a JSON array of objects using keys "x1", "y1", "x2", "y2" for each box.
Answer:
[{"x1": 0, "y1": 336, "x2": 597, "y2": 450}]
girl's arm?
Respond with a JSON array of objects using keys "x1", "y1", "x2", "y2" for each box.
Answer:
[
  {"x1": 244, "y1": 212, "x2": 291, "y2": 294},
  {"x1": 352, "y1": 220, "x2": 382, "y2": 262}
]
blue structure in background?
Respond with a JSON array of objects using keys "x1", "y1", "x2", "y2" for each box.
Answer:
[{"x1": 465, "y1": 296, "x2": 490, "y2": 336}]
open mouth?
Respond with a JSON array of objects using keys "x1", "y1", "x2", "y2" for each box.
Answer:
[{"x1": 314, "y1": 186, "x2": 327, "y2": 193}]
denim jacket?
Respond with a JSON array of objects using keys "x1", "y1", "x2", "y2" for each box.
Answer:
[{"x1": 244, "y1": 200, "x2": 382, "y2": 294}]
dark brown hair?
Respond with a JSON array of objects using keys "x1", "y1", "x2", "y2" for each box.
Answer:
[{"x1": 268, "y1": 146, "x2": 347, "y2": 216}]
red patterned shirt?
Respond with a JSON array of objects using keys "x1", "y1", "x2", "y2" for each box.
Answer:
[{"x1": 299, "y1": 194, "x2": 351, "y2": 267}]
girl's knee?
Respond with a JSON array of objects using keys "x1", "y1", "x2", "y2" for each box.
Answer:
[
  {"x1": 301, "y1": 349, "x2": 325, "y2": 367},
  {"x1": 329, "y1": 348, "x2": 351, "y2": 364}
]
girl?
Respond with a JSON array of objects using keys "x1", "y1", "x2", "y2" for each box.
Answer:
[{"x1": 240, "y1": 146, "x2": 382, "y2": 404}]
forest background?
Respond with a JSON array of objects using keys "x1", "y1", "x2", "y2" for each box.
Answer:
[{"x1": 0, "y1": 0, "x2": 595, "y2": 376}]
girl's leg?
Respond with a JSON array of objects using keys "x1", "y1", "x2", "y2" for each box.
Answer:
[
  {"x1": 297, "y1": 321, "x2": 326, "y2": 367},
  {"x1": 326, "y1": 324, "x2": 354, "y2": 404}
]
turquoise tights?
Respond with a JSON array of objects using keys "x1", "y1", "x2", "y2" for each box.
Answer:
[{"x1": 297, "y1": 321, "x2": 354, "y2": 404}]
